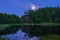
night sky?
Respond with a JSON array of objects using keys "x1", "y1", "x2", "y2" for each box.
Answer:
[{"x1": 0, "y1": 0, "x2": 60, "y2": 17}]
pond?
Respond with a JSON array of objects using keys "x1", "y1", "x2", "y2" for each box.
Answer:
[{"x1": 0, "y1": 29, "x2": 39, "y2": 40}]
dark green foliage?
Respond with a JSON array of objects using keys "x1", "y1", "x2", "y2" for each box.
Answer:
[
  {"x1": 0, "y1": 13, "x2": 20, "y2": 24},
  {"x1": 20, "y1": 7, "x2": 60, "y2": 23},
  {"x1": 0, "y1": 7, "x2": 60, "y2": 23}
]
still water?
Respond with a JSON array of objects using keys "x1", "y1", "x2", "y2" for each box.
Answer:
[{"x1": 0, "y1": 29, "x2": 39, "y2": 40}]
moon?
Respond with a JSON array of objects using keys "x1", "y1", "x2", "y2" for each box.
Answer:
[
  {"x1": 30, "y1": 4, "x2": 36, "y2": 10},
  {"x1": 32, "y1": 5, "x2": 36, "y2": 10}
]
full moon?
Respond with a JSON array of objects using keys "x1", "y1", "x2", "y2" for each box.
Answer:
[
  {"x1": 31, "y1": 5, "x2": 36, "y2": 10},
  {"x1": 30, "y1": 4, "x2": 36, "y2": 10}
]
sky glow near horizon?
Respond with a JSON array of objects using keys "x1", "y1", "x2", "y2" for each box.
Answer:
[{"x1": 0, "y1": 0, "x2": 60, "y2": 17}]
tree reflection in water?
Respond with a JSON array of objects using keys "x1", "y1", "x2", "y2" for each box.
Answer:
[{"x1": 0, "y1": 29, "x2": 39, "y2": 40}]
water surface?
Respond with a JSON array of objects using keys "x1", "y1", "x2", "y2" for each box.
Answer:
[{"x1": 0, "y1": 29, "x2": 39, "y2": 40}]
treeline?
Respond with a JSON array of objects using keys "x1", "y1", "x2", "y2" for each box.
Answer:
[
  {"x1": 0, "y1": 7, "x2": 60, "y2": 23},
  {"x1": 0, "y1": 13, "x2": 20, "y2": 24},
  {"x1": 20, "y1": 7, "x2": 60, "y2": 23}
]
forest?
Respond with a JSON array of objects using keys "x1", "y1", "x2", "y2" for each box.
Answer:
[
  {"x1": 0, "y1": 7, "x2": 60, "y2": 23},
  {"x1": 20, "y1": 7, "x2": 60, "y2": 23}
]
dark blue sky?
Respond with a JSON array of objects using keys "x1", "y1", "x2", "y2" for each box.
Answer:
[{"x1": 0, "y1": 0, "x2": 60, "y2": 17}]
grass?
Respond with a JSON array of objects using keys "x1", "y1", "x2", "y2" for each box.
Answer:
[
  {"x1": 39, "y1": 34, "x2": 60, "y2": 40},
  {"x1": 0, "y1": 23, "x2": 60, "y2": 31},
  {"x1": 0, "y1": 24, "x2": 11, "y2": 31}
]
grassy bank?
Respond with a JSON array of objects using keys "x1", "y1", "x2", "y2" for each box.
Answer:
[
  {"x1": 0, "y1": 23, "x2": 60, "y2": 29},
  {"x1": 39, "y1": 35, "x2": 60, "y2": 40}
]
